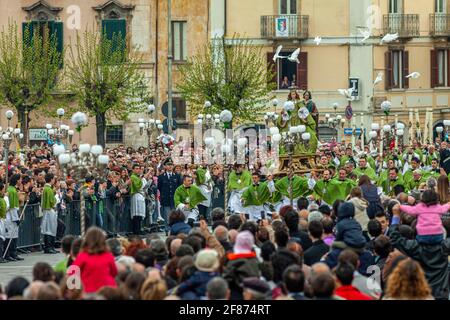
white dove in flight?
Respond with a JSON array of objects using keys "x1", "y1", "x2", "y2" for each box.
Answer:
[
  {"x1": 373, "y1": 72, "x2": 383, "y2": 86},
  {"x1": 380, "y1": 33, "x2": 399, "y2": 44},
  {"x1": 359, "y1": 29, "x2": 371, "y2": 42},
  {"x1": 314, "y1": 36, "x2": 322, "y2": 45},
  {"x1": 272, "y1": 45, "x2": 287, "y2": 62},
  {"x1": 338, "y1": 88, "x2": 355, "y2": 101},
  {"x1": 406, "y1": 72, "x2": 421, "y2": 79},
  {"x1": 288, "y1": 48, "x2": 301, "y2": 64}
]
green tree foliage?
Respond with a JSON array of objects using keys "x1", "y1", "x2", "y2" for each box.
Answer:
[
  {"x1": 178, "y1": 35, "x2": 276, "y2": 124},
  {"x1": 0, "y1": 21, "x2": 61, "y2": 137},
  {"x1": 65, "y1": 29, "x2": 149, "y2": 147}
]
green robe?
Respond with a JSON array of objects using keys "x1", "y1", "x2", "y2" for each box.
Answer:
[
  {"x1": 227, "y1": 170, "x2": 252, "y2": 191},
  {"x1": 407, "y1": 177, "x2": 426, "y2": 191},
  {"x1": 42, "y1": 184, "x2": 56, "y2": 210},
  {"x1": 174, "y1": 184, "x2": 207, "y2": 210},
  {"x1": 379, "y1": 176, "x2": 405, "y2": 195},
  {"x1": 313, "y1": 178, "x2": 356, "y2": 205},
  {"x1": 242, "y1": 182, "x2": 273, "y2": 207},
  {"x1": 196, "y1": 168, "x2": 207, "y2": 185},
  {"x1": 7, "y1": 186, "x2": 19, "y2": 209},
  {"x1": 0, "y1": 197, "x2": 6, "y2": 219},
  {"x1": 402, "y1": 169, "x2": 419, "y2": 188},
  {"x1": 354, "y1": 166, "x2": 376, "y2": 181},
  {"x1": 367, "y1": 156, "x2": 376, "y2": 171},
  {"x1": 272, "y1": 176, "x2": 311, "y2": 203},
  {"x1": 130, "y1": 173, "x2": 143, "y2": 195}
]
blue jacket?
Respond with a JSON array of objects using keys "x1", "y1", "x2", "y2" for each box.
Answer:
[
  {"x1": 170, "y1": 221, "x2": 191, "y2": 236},
  {"x1": 325, "y1": 247, "x2": 375, "y2": 277},
  {"x1": 177, "y1": 271, "x2": 219, "y2": 300}
]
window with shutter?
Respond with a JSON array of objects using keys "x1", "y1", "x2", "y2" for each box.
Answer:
[
  {"x1": 276, "y1": 50, "x2": 298, "y2": 89},
  {"x1": 102, "y1": 19, "x2": 127, "y2": 61},
  {"x1": 431, "y1": 50, "x2": 438, "y2": 88},
  {"x1": 297, "y1": 52, "x2": 308, "y2": 90},
  {"x1": 49, "y1": 21, "x2": 64, "y2": 68},
  {"x1": 267, "y1": 52, "x2": 277, "y2": 88},
  {"x1": 385, "y1": 51, "x2": 393, "y2": 89},
  {"x1": 403, "y1": 51, "x2": 409, "y2": 89}
]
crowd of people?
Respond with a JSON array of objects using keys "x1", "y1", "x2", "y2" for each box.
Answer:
[{"x1": 0, "y1": 132, "x2": 449, "y2": 300}]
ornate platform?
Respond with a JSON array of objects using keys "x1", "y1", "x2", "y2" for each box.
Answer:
[{"x1": 276, "y1": 154, "x2": 323, "y2": 176}]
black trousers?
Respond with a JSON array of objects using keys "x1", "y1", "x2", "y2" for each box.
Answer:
[
  {"x1": 132, "y1": 216, "x2": 143, "y2": 235},
  {"x1": 43, "y1": 234, "x2": 56, "y2": 252},
  {"x1": 3, "y1": 238, "x2": 18, "y2": 258},
  {"x1": 0, "y1": 237, "x2": 4, "y2": 259}
]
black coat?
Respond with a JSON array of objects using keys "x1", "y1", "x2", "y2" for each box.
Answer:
[
  {"x1": 440, "y1": 148, "x2": 450, "y2": 174},
  {"x1": 289, "y1": 230, "x2": 313, "y2": 251},
  {"x1": 157, "y1": 172, "x2": 183, "y2": 207},
  {"x1": 389, "y1": 224, "x2": 450, "y2": 300},
  {"x1": 303, "y1": 240, "x2": 330, "y2": 266}
]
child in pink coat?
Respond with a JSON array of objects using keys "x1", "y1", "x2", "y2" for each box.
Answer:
[{"x1": 399, "y1": 189, "x2": 449, "y2": 244}]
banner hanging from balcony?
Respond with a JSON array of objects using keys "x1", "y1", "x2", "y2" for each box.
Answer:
[{"x1": 275, "y1": 17, "x2": 289, "y2": 37}]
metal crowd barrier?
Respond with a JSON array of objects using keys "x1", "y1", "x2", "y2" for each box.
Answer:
[{"x1": 16, "y1": 185, "x2": 227, "y2": 249}]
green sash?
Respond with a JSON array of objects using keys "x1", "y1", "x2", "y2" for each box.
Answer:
[
  {"x1": 174, "y1": 184, "x2": 207, "y2": 209},
  {"x1": 227, "y1": 170, "x2": 252, "y2": 191},
  {"x1": 130, "y1": 173, "x2": 143, "y2": 195},
  {"x1": 242, "y1": 182, "x2": 272, "y2": 206},
  {"x1": 42, "y1": 184, "x2": 56, "y2": 210},
  {"x1": 7, "y1": 186, "x2": 19, "y2": 209}
]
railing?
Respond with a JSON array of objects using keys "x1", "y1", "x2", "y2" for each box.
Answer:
[
  {"x1": 383, "y1": 14, "x2": 420, "y2": 38},
  {"x1": 260, "y1": 15, "x2": 309, "y2": 40},
  {"x1": 430, "y1": 13, "x2": 450, "y2": 37},
  {"x1": 16, "y1": 184, "x2": 226, "y2": 249}
]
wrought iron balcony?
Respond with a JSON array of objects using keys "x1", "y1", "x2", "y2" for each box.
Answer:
[
  {"x1": 383, "y1": 14, "x2": 420, "y2": 38},
  {"x1": 430, "y1": 13, "x2": 450, "y2": 37},
  {"x1": 260, "y1": 15, "x2": 309, "y2": 40}
]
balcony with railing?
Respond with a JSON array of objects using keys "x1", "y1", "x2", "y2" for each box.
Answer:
[
  {"x1": 430, "y1": 13, "x2": 450, "y2": 37},
  {"x1": 260, "y1": 15, "x2": 309, "y2": 40},
  {"x1": 383, "y1": 14, "x2": 420, "y2": 38}
]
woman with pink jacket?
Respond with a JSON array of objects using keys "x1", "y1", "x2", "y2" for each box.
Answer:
[{"x1": 398, "y1": 189, "x2": 449, "y2": 244}]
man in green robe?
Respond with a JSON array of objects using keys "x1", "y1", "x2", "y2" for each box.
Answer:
[
  {"x1": 3, "y1": 174, "x2": 23, "y2": 261},
  {"x1": 407, "y1": 170, "x2": 427, "y2": 191},
  {"x1": 41, "y1": 173, "x2": 58, "y2": 254},
  {"x1": 241, "y1": 172, "x2": 275, "y2": 220},
  {"x1": 194, "y1": 167, "x2": 213, "y2": 221},
  {"x1": 402, "y1": 157, "x2": 421, "y2": 188},
  {"x1": 310, "y1": 168, "x2": 356, "y2": 206},
  {"x1": 129, "y1": 164, "x2": 146, "y2": 235},
  {"x1": 379, "y1": 167, "x2": 405, "y2": 196},
  {"x1": 174, "y1": 175, "x2": 207, "y2": 226},
  {"x1": 0, "y1": 182, "x2": 7, "y2": 263},
  {"x1": 272, "y1": 174, "x2": 311, "y2": 211},
  {"x1": 354, "y1": 156, "x2": 376, "y2": 181},
  {"x1": 227, "y1": 164, "x2": 252, "y2": 214}
]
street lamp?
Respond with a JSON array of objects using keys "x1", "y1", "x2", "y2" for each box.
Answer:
[
  {"x1": 138, "y1": 104, "x2": 164, "y2": 150},
  {"x1": 1, "y1": 110, "x2": 23, "y2": 186},
  {"x1": 57, "y1": 111, "x2": 109, "y2": 236},
  {"x1": 45, "y1": 108, "x2": 72, "y2": 146}
]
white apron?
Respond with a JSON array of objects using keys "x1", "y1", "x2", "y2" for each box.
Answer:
[
  {"x1": 4, "y1": 208, "x2": 19, "y2": 239},
  {"x1": 228, "y1": 190, "x2": 246, "y2": 214},
  {"x1": 41, "y1": 208, "x2": 57, "y2": 236},
  {"x1": 0, "y1": 219, "x2": 5, "y2": 241},
  {"x1": 131, "y1": 193, "x2": 146, "y2": 218}
]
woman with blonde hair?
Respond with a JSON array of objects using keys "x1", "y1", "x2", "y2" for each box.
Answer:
[
  {"x1": 140, "y1": 273, "x2": 168, "y2": 300},
  {"x1": 384, "y1": 258, "x2": 433, "y2": 300}
]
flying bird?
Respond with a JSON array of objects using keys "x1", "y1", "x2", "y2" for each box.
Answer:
[
  {"x1": 272, "y1": 45, "x2": 286, "y2": 62},
  {"x1": 314, "y1": 36, "x2": 322, "y2": 46},
  {"x1": 380, "y1": 33, "x2": 398, "y2": 44},
  {"x1": 288, "y1": 48, "x2": 301, "y2": 64},
  {"x1": 338, "y1": 88, "x2": 355, "y2": 101},
  {"x1": 373, "y1": 72, "x2": 383, "y2": 86},
  {"x1": 406, "y1": 72, "x2": 421, "y2": 79},
  {"x1": 359, "y1": 29, "x2": 371, "y2": 42}
]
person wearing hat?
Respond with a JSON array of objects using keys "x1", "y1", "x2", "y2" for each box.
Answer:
[
  {"x1": 242, "y1": 277, "x2": 270, "y2": 300},
  {"x1": 223, "y1": 231, "x2": 260, "y2": 300},
  {"x1": 158, "y1": 157, "x2": 183, "y2": 232},
  {"x1": 241, "y1": 171, "x2": 275, "y2": 221},
  {"x1": 176, "y1": 249, "x2": 220, "y2": 300},
  {"x1": 174, "y1": 175, "x2": 207, "y2": 227},
  {"x1": 227, "y1": 164, "x2": 251, "y2": 214}
]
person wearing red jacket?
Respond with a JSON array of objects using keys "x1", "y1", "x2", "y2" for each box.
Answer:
[
  {"x1": 71, "y1": 227, "x2": 118, "y2": 294},
  {"x1": 334, "y1": 262, "x2": 373, "y2": 300}
]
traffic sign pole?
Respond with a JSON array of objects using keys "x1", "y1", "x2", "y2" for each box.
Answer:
[{"x1": 167, "y1": 0, "x2": 173, "y2": 134}]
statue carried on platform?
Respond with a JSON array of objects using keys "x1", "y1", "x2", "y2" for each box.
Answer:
[{"x1": 276, "y1": 88, "x2": 319, "y2": 155}]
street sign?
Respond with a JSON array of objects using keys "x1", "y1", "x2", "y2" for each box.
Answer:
[
  {"x1": 29, "y1": 128, "x2": 48, "y2": 140},
  {"x1": 161, "y1": 101, "x2": 177, "y2": 117},
  {"x1": 345, "y1": 105, "x2": 353, "y2": 120},
  {"x1": 162, "y1": 118, "x2": 177, "y2": 133},
  {"x1": 349, "y1": 77, "x2": 359, "y2": 100},
  {"x1": 344, "y1": 128, "x2": 362, "y2": 135}
]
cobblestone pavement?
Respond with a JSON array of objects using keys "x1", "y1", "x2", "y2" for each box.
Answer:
[{"x1": 0, "y1": 251, "x2": 65, "y2": 288}]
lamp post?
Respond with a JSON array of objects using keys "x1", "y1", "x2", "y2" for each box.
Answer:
[
  {"x1": 59, "y1": 112, "x2": 109, "y2": 236},
  {"x1": 45, "y1": 108, "x2": 73, "y2": 146},
  {"x1": 138, "y1": 104, "x2": 164, "y2": 149},
  {"x1": 1, "y1": 110, "x2": 23, "y2": 187}
]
